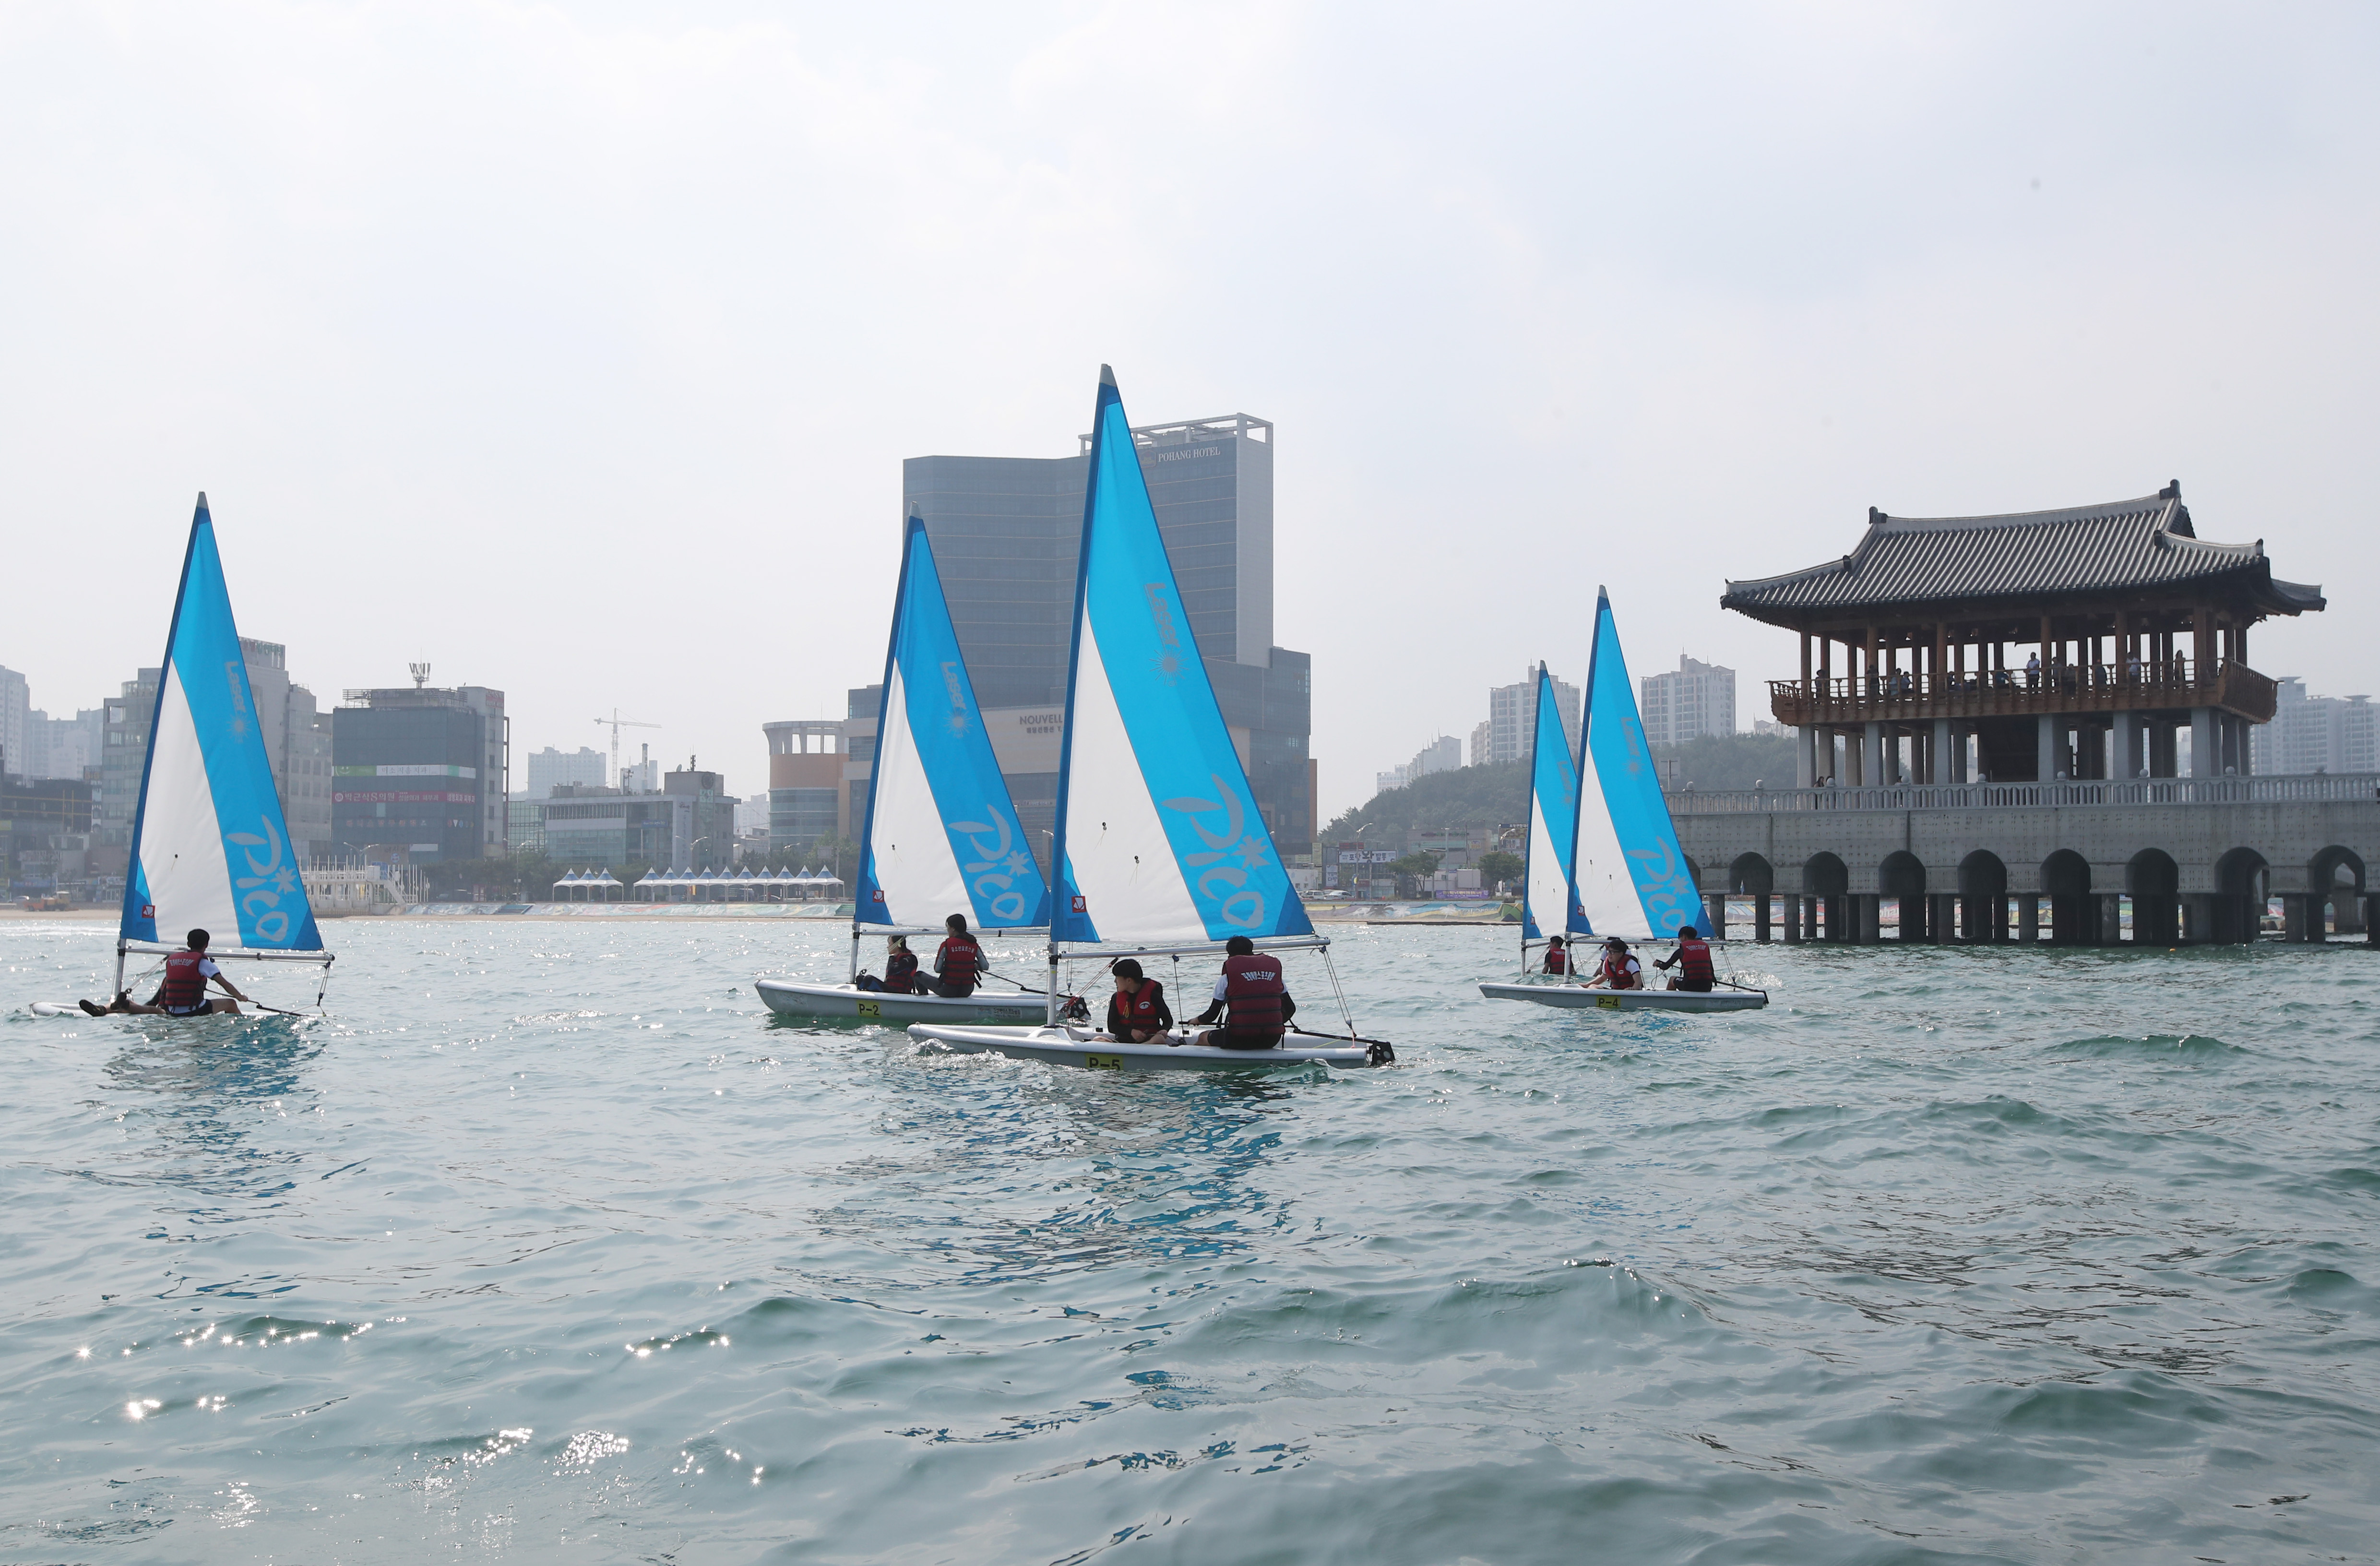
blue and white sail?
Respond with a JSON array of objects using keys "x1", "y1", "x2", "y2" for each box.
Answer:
[
  {"x1": 1518, "y1": 667, "x2": 1580, "y2": 942},
  {"x1": 1573, "y1": 587, "x2": 1709, "y2": 940},
  {"x1": 1051, "y1": 367, "x2": 1312, "y2": 947},
  {"x1": 119, "y1": 496, "x2": 323, "y2": 954},
  {"x1": 853, "y1": 517, "x2": 1053, "y2": 931}
]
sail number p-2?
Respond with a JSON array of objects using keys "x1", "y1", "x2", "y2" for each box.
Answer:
[{"x1": 856, "y1": 1000, "x2": 881, "y2": 1018}]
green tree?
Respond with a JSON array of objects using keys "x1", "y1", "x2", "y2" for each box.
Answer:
[
  {"x1": 1385, "y1": 849, "x2": 1443, "y2": 898},
  {"x1": 1475, "y1": 850, "x2": 1524, "y2": 891}
]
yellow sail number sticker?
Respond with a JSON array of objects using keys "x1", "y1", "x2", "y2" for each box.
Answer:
[
  {"x1": 1083, "y1": 1053, "x2": 1124, "y2": 1070},
  {"x1": 1595, "y1": 996, "x2": 1621, "y2": 1010},
  {"x1": 857, "y1": 1000, "x2": 881, "y2": 1018}
]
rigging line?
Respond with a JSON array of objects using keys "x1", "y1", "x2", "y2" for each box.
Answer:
[{"x1": 1321, "y1": 947, "x2": 1354, "y2": 1035}]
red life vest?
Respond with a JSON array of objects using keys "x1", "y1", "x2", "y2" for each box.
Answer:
[
  {"x1": 1221, "y1": 952, "x2": 1286, "y2": 1038},
  {"x1": 1674, "y1": 936, "x2": 1714, "y2": 989},
  {"x1": 884, "y1": 949, "x2": 919, "y2": 988},
  {"x1": 1107, "y1": 978, "x2": 1167, "y2": 1035},
  {"x1": 161, "y1": 950, "x2": 210, "y2": 1010},
  {"x1": 1543, "y1": 945, "x2": 1568, "y2": 974},
  {"x1": 1600, "y1": 950, "x2": 1639, "y2": 989},
  {"x1": 937, "y1": 935, "x2": 981, "y2": 988}
]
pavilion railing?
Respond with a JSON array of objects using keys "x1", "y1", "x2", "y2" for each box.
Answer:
[
  {"x1": 1768, "y1": 659, "x2": 2278, "y2": 725},
  {"x1": 1665, "y1": 772, "x2": 2380, "y2": 815}
]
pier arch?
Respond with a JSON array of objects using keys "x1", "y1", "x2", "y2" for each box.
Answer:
[
  {"x1": 1728, "y1": 853, "x2": 1775, "y2": 943},
  {"x1": 2127, "y1": 849, "x2": 2181, "y2": 946},
  {"x1": 2309, "y1": 846, "x2": 2366, "y2": 937},
  {"x1": 2042, "y1": 849, "x2": 2095, "y2": 945},
  {"x1": 1804, "y1": 852, "x2": 1849, "y2": 942},
  {"x1": 1958, "y1": 851, "x2": 2009, "y2": 942},
  {"x1": 1879, "y1": 850, "x2": 1930, "y2": 941},
  {"x1": 2213, "y1": 848, "x2": 2269, "y2": 944}
]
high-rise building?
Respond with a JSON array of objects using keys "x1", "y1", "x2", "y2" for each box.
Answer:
[
  {"x1": 2255, "y1": 680, "x2": 2379, "y2": 774},
  {"x1": 237, "y1": 639, "x2": 333, "y2": 864},
  {"x1": 1484, "y1": 665, "x2": 1579, "y2": 767},
  {"x1": 1469, "y1": 720, "x2": 1491, "y2": 769},
  {"x1": 1640, "y1": 654, "x2": 1737, "y2": 746},
  {"x1": 0, "y1": 665, "x2": 27, "y2": 781},
  {"x1": 902, "y1": 411, "x2": 1314, "y2": 860},
  {"x1": 525, "y1": 746, "x2": 609, "y2": 798},
  {"x1": 29, "y1": 708, "x2": 105, "y2": 781},
  {"x1": 97, "y1": 669, "x2": 161, "y2": 857},
  {"x1": 332, "y1": 681, "x2": 509, "y2": 862}
]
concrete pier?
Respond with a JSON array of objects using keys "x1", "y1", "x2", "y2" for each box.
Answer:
[{"x1": 1682, "y1": 774, "x2": 2377, "y2": 946}]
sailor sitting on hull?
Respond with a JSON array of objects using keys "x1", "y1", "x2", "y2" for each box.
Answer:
[
  {"x1": 1102, "y1": 959, "x2": 1173, "y2": 1043},
  {"x1": 1541, "y1": 936, "x2": 1570, "y2": 975},
  {"x1": 1653, "y1": 925, "x2": 1716, "y2": 992},
  {"x1": 931, "y1": 914, "x2": 983, "y2": 998},
  {"x1": 882, "y1": 935, "x2": 921, "y2": 993},
  {"x1": 1584, "y1": 936, "x2": 1643, "y2": 990},
  {"x1": 80, "y1": 928, "x2": 253, "y2": 1018},
  {"x1": 1187, "y1": 936, "x2": 1297, "y2": 1049}
]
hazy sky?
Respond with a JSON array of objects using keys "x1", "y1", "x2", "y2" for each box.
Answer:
[{"x1": 5, "y1": 2, "x2": 2375, "y2": 817}]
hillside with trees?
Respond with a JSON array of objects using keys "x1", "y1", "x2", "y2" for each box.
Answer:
[{"x1": 1323, "y1": 733, "x2": 1800, "y2": 847}]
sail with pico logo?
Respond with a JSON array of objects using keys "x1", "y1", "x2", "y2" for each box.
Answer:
[
  {"x1": 1050, "y1": 367, "x2": 1312, "y2": 947},
  {"x1": 1518, "y1": 665, "x2": 1581, "y2": 944},
  {"x1": 1573, "y1": 586, "x2": 1709, "y2": 940},
  {"x1": 118, "y1": 495, "x2": 328, "y2": 968},
  {"x1": 853, "y1": 515, "x2": 1053, "y2": 931}
]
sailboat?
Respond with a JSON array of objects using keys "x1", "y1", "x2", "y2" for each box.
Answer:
[
  {"x1": 113, "y1": 495, "x2": 333, "y2": 1008},
  {"x1": 1479, "y1": 589, "x2": 1767, "y2": 1013},
  {"x1": 755, "y1": 516, "x2": 1057, "y2": 1024},
  {"x1": 905, "y1": 368, "x2": 1393, "y2": 1071}
]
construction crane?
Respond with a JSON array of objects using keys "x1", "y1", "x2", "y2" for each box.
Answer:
[{"x1": 594, "y1": 710, "x2": 662, "y2": 790}]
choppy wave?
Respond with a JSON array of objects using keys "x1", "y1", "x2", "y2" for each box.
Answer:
[{"x1": 3, "y1": 924, "x2": 2377, "y2": 1563}]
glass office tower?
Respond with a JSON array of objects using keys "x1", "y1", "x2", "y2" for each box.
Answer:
[{"x1": 899, "y1": 413, "x2": 1312, "y2": 861}]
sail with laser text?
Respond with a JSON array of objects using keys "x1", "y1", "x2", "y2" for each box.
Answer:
[
  {"x1": 1573, "y1": 587, "x2": 1709, "y2": 940},
  {"x1": 853, "y1": 516, "x2": 1053, "y2": 931},
  {"x1": 119, "y1": 495, "x2": 323, "y2": 954},
  {"x1": 1049, "y1": 367, "x2": 1312, "y2": 947},
  {"x1": 1518, "y1": 666, "x2": 1581, "y2": 942}
]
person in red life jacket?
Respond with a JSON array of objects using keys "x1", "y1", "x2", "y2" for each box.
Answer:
[
  {"x1": 1542, "y1": 936, "x2": 1569, "y2": 975},
  {"x1": 931, "y1": 914, "x2": 983, "y2": 998},
  {"x1": 1584, "y1": 935, "x2": 1643, "y2": 990},
  {"x1": 1188, "y1": 935, "x2": 1297, "y2": 1049},
  {"x1": 1654, "y1": 925, "x2": 1716, "y2": 992},
  {"x1": 81, "y1": 928, "x2": 252, "y2": 1018},
  {"x1": 1103, "y1": 958, "x2": 1173, "y2": 1043},
  {"x1": 882, "y1": 935, "x2": 922, "y2": 994}
]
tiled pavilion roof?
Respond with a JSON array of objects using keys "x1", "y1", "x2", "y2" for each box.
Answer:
[{"x1": 1721, "y1": 484, "x2": 2325, "y2": 628}]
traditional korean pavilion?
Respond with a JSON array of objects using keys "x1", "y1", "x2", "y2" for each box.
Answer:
[{"x1": 1721, "y1": 482, "x2": 2325, "y2": 787}]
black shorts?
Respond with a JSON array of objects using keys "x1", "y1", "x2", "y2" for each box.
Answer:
[
  {"x1": 164, "y1": 1002, "x2": 211, "y2": 1017},
  {"x1": 1215, "y1": 1029, "x2": 1282, "y2": 1051},
  {"x1": 934, "y1": 978, "x2": 976, "y2": 998}
]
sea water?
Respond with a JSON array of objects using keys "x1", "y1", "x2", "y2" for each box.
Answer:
[{"x1": 2, "y1": 919, "x2": 2376, "y2": 1565}]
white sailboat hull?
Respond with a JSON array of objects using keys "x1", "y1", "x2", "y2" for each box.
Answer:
[
  {"x1": 755, "y1": 980, "x2": 1051, "y2": 1025},
  {"x1": 1477, "y1": 980, "x2": 1767, "y2": 1013},
  {"x1": 906, "y1": 1022, "x2": 1390, "y2": 1071}
]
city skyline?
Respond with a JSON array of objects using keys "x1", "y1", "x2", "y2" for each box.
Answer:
[{"x1": 1, "y1": 7, "x2": 2375, "y2": 818}]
